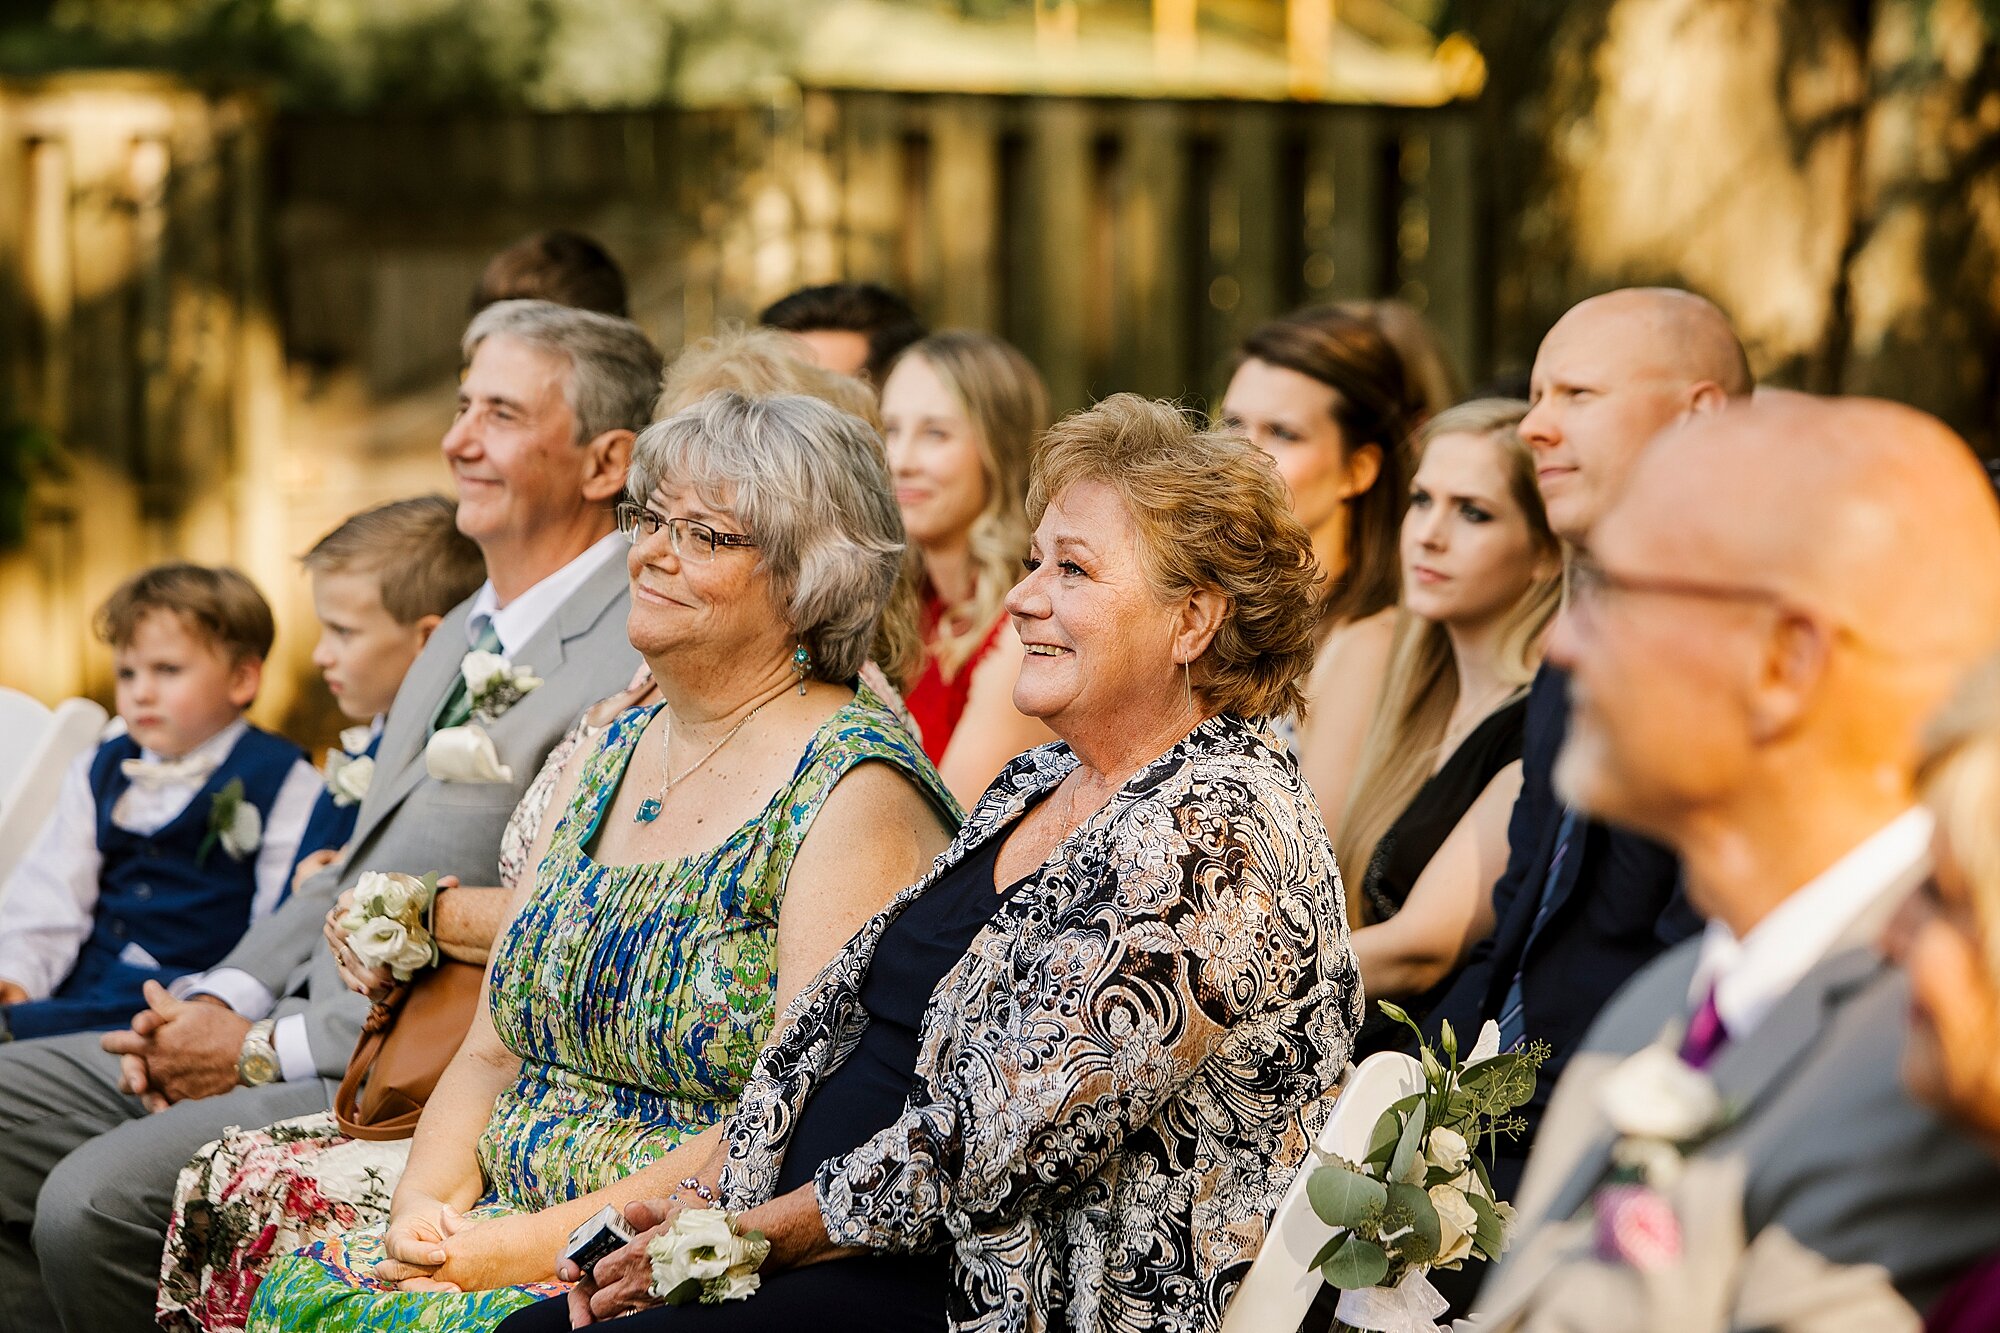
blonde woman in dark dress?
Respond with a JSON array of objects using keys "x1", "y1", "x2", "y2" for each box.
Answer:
[{"x1": 1336, "y1": 400, "x2": 1562, "y2": 1055}]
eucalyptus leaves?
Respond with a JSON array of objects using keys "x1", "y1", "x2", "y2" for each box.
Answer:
[{"x1": 1308, "y1": 1004, "x2": 1547, "y2": 1332}]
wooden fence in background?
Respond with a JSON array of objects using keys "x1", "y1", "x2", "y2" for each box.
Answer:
[
  {"x1": 275, "y1": 89, "x2": 1484, "y2": 413},
  {"x1": 1, "y1": 77, "x2": 1484, "y2": 717}
]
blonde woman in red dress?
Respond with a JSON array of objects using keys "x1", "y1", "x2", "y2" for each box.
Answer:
[{"x1": 882, "y1": 331, "x2": 1053, "y2": 806}]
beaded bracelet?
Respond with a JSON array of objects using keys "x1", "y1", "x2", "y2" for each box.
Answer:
[{"x1": 679, "y1": 1176, "x2": 717, "y2": 1204}]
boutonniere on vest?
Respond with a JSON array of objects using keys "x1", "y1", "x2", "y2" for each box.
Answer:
[
  {"x1": 1591, "y1": 1045, "x2": 1731, "y2": 1272},
  {"x1": 461, "y1": 649, "x2": 541, "y2": 724},
  {"x1": 198, "y1": 778, "x2": 262, "y2": 865},
  {"x1": 324, "y1": 726, "x2": 377, "y2": 808},
  {"x1": 337, "y1": 870, "x2": 441, "y2": 981}
]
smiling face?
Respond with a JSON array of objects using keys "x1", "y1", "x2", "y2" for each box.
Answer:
[
  {"x1": 441, "y1": 334, "x2": 590, "y2": 556},
  {"x1": 309, "y1": 568, "x2": 437, "y2": 721},
  {"x1": 1401, "y1": 431, "x2": 1551, "y2": 630},
  {"x1": 624, "y1": 482, "x2": 787, "y2": 673},
  {"x1": 1006, "y1": 480, "x2": 1187, "y2": 736},
  {"x1": 882, "y1": 353, "x2": 990, "y2": 553},
  {"x1": 113, "y1": 609, "x2": 260, "y2": 759}
]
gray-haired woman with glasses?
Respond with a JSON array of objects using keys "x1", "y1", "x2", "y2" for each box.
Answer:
[{"x1": 247, "y1": 392, "x2": 960, "y2": 1331}]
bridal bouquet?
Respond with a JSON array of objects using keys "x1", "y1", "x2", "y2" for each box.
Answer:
[
  {"x1": 1310, "y1": 1004, "x2": 1547, "y2": 1332},
  {"x1": 336, "y1": 871, "x2": 441, "y2": 982},
  {"x1": 647, "y1": 1208, "x2": 770, "y2": 1305}
]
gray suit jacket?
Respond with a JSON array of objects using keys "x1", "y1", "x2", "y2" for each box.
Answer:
[
  {"x1": 1473, "y1": 865, "x2": 2000, "y2": 1333},
  {"x1": 213, "y1": 551, "x2": 639, "y2": 1078}
]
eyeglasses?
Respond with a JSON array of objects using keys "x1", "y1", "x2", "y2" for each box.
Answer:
[
  {"x1": 614, "y1": 502, "x2": 758, "y2": 561},
  {"x1": 1568, "y1": 558, "x2": 1791, "y2": 619}
]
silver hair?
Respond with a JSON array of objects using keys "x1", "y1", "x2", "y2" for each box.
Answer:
[
  {"x1": 629, "y1": 392, "x2": 906, "y2": 683},
  {"x1": 463, "y1": 299, "x2": 663, "y2": 441}
]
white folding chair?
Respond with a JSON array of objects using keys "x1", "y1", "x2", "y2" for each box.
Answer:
[
  {"x1": 1221, "y1": 1050, "x2": 1427, "y2": 1333},
  {"x1": 0, "y1": 695, "x2": 111, "y2": 893},
  {"x1": 0, "y1": 688, "x2": 54, "y2": 809}
]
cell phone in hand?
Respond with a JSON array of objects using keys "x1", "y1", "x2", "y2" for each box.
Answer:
[{"x1": 564, "y1": 1204, "x2": 636, "y2": 1277}]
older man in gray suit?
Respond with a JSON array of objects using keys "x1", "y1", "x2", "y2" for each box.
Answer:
[
  {"x1": 0, "y1": 300, "x2": 656, "y2": 1331},
  {"x1": 1469, "y1": 395, "x2": 2000, "y2": 1332}
]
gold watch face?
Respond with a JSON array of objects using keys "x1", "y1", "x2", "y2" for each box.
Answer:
[{"x1": 239, "y1": 1046, "x2": 280, "y2": 1086}]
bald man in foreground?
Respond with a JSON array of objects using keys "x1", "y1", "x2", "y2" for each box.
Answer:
[{"x1": 1472, "y1": 396, "x2": 2000, "y2": 1331}]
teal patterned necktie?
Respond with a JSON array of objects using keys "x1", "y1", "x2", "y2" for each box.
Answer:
[{"x1": 432, "y1": 620, "x2": 503, "y2": 733}]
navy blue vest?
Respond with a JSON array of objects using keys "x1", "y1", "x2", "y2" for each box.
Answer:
[{"x1": 79, "y1": 725, "x2": 304, "y2": 983}]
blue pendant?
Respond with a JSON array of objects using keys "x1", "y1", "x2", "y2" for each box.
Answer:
[{"x1": 634, "y1": 797, "x2": 663, "y2": 823}]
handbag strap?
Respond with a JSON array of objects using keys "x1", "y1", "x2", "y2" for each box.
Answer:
[{"x1": 333, "y1": 984, "x2": 420, "y2": 1142}]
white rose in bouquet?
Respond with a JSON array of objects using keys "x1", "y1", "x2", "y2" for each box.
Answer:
[
  {"x1": 1428, "y1": 1184, "x2": 1480, "y2": 1267},
  {"x1": 1425, "y1": 1127, "x2": 1470, "y2": 1176}
]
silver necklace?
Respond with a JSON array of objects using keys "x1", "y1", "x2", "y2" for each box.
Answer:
[{"x1": 633, "y1": 696, "x2": 777, "y2": 823}]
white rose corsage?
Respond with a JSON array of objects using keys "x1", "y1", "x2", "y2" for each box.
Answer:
[
  {"x1": 336, "y1": 870, "x2": 441, "y2": 982},
  {"x1": 199, "y1": 778, "x2": 262, "y2": 865},
  {"x1": 647, "y1": 1208, "x2": 770, "y2": 1306},
  {"x1": 1590, "y1": 1044, "x2": 1731, "y2": 1271},
  {"x1": 324, "y1": 727, "x2": 377, "y2": 808},
  {"x1": 461, "y1": 650, "x2": 541, "y2": 724}
]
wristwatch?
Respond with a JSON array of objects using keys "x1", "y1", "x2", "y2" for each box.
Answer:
[{"x1": 237, "y1": 1019, "x2": 280, "y2": 1087}]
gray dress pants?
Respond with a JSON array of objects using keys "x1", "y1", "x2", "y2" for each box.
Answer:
[{"x1": 0, "y1": 1030, "x2": 329, "y2": 1333}]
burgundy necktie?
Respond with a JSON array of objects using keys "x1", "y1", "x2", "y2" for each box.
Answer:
[{"x1": 1678, "y1": 982, "x2": 1728, "y2": 1070}]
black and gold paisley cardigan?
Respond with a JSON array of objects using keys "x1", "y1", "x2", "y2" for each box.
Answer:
[{"x1": 717, "y1": 712, "x2": 1362, "y2": 1332}]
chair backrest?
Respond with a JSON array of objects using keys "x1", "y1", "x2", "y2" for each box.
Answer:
[
  {"x1": 0, "y1": 688, "x2": 54, "y2": 809},
  {"x1": 1219, "y1": 1050, "x2": 1426, "y2": 1333},
  {"x1": 0, "y1": 696, "x2": 111, "y2": 894}
]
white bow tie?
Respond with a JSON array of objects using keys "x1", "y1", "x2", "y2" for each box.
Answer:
[{"x1": 120, "y1": 752, "x2": 222, "y2": 790}]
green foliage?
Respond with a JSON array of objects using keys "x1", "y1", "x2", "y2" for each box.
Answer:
[
  {"x1": 1466, "y1": 1191, "x2": 1507, "y2": 1257},
  {"x1": 1389, "y1": 1097, "x2": 1427, "y2": 1183},
  {"x1": 1383, "y1": 1181, "x2": 1441, "y2": 1266},
  {"x1": 1308, "y1": 1163, "x2": 1387, "y2": 1230},
  {"x1": 1305, "y1": 1002, "x2": 1548, "y2": 1303},
  {"x1": 1320, "y1": 1234, "x2": 1390, "y2": 1290},
  {"x1": 0, "y1": 404, "x2": 53, "y2": 552},
  {"x1": 1, "y1": 0, "x2": 805, "y2": 108}
]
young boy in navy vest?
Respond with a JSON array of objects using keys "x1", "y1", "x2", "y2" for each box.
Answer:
[
  {"x1": 283, "y1": 495, "x2": 486, "y2": 896},
  {"x1": 0, "y1": 565, "x2": 321, "y2": 1040}
]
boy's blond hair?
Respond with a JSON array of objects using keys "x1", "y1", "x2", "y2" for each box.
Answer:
[
  {"x1": 94, "y1": 564, "x2": 276, "y2": 663},
  {"x1": 301, "y1": 496, "x2": 486, "y2": 624}
]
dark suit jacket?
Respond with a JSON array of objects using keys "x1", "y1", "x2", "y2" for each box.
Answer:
[{"x1": 1420, "y1": 662, "x2": 1699, "y2": 1197}]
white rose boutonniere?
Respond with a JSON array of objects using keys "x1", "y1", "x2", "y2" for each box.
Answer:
[
  {"x1": 336, "y1": 870, "x2": 441, "y2": 981},
  {"x1": 324, "y1": 750, "x2": 375, "y2": 808},
  {"x1": 425, "y1": 723, "x2": 514, "y2": 784},
  {"x1": 460, "y1": 650, "x2": 541, "y2": 724},
  {"x1": 1598, "y1": 1045, "x2": 1727, "y2": 1147},
  {"x1": 647, "y1": 1208, "x2": 770, "y2": 1306},
  {"x1": 199, "y1": 779, "x2": 262, "y2": 865},
  {"x1": 323, "y1": 725, "x2": 376, "y2": 808},
  {"x1": 1590, "y1": 1043, "x2": 1732, "y2": 1272}
]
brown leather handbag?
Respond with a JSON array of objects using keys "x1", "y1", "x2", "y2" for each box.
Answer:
[{"x1": 333, "y1": 959, "x2": 485, "y2": 1141}]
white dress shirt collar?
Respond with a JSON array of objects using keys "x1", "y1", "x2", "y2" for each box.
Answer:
[
  {"x1": 463, "y1": 530, "x2": 624, "y2": 658},
  {"x1": 1688, "y1": 806, "x2": 1932, "y2": 1042},
  {"x1": 136, "y1": 715, "x2": 247, "y2": 768}
]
